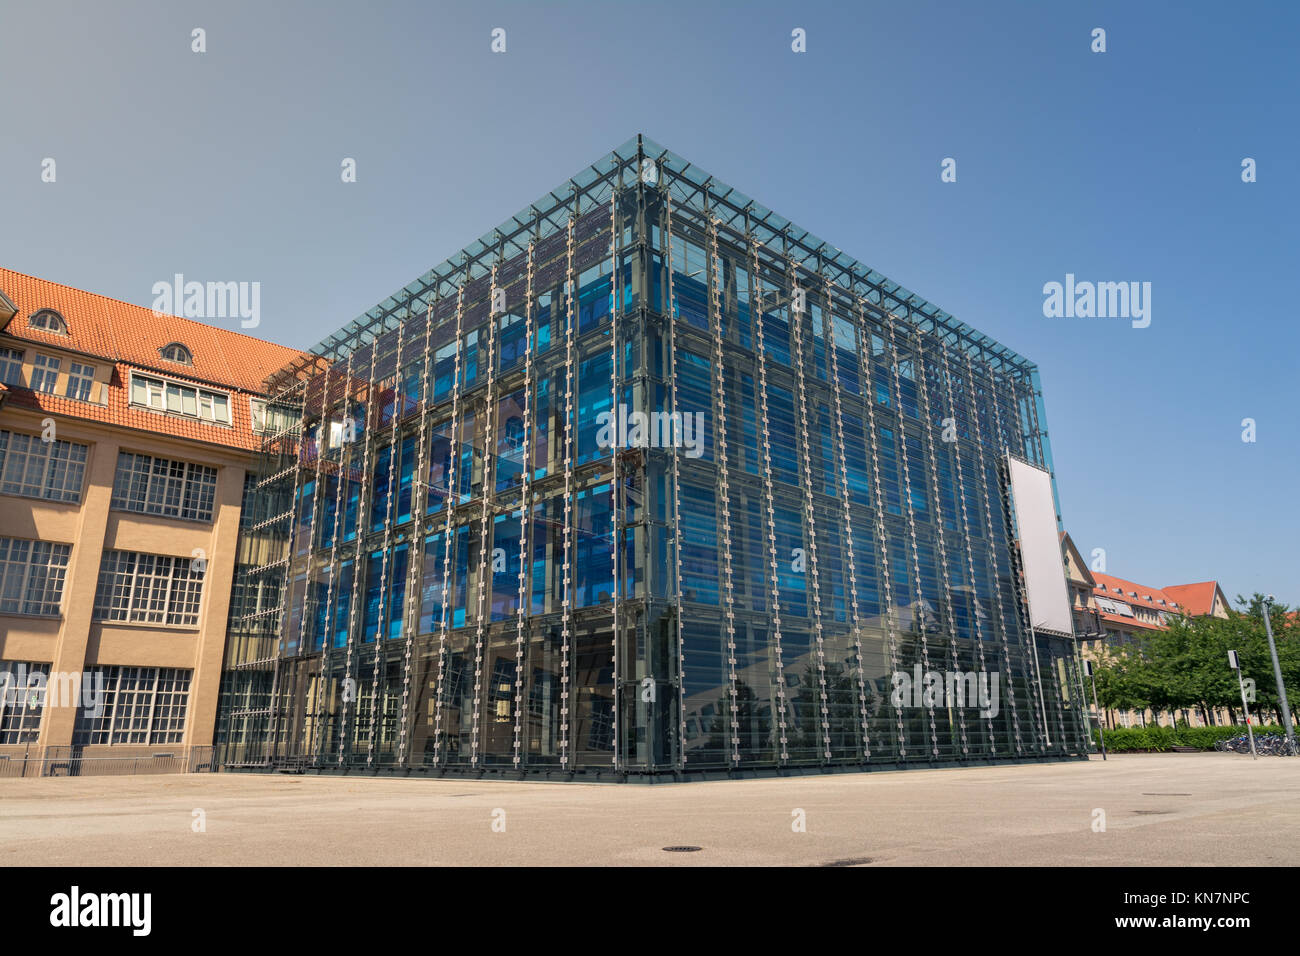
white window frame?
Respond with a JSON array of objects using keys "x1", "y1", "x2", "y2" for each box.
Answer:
[
  {"x1": 0, "y1": 428, "x2": 89, "y2": 503},
  {"x1": 92, "y1": 549, "x2": 206, "y2": 627},
  {"x1": 0, "y1": 537, "x2": 72, "y2": 616},
  {"x1": 145, "y1": 377, "x2": 165, "y2": 409},
  {"x1": 29, "y1": 353, "x2": 60, "y2": 394},
  {"x1": 0, "y1": 347, "x2": 23, "y2": 385},
  {"x1": 0, "y1": 660, "x2": 51, "y2": 744},
  {"x1": 128, "y1": 372, "x2": 231, "y2": 426},
  {"x1": 206, "y1": 391, "x2": 229, "y2": 424},
  {"x1": 65, "y1": 361, "x2": 95, "y2": 402},
  {"x1": 110, "y1": 451, "x2": 218, "y2": 522},
  {"x1": 72, "y1": 666, "x2": 192, "y2": 746}
]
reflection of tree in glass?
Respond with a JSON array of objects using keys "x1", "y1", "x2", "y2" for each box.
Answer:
[
  {"x1": 785, "y1": 660, "x2": 861, "y2": 755},
  {"x1": 704, "y1": 679, "x2": 775, "y2": 762}
]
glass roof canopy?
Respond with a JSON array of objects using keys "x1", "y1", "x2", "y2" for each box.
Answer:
[{"x1": 268, "y1": 134, "x2": 1038, "y2": 392}]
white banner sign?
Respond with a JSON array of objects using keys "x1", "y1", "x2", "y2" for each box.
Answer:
[{"x1": 1005, "y1": 456, "x2": 1074, "y2": 636}]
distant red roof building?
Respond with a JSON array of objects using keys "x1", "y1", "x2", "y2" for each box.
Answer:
[
  {"x1": 1087, "y1": 573, "x2": 1229, "y2": 629},
  {"x1": 0, "y1": 267, "x2": 307, "y2": 759},
  {"x1": 1161, "y1": 582, "x2": 1226, "y2": 618},
  {"x1": 1062, "y1": 532, "x2": 1234, "y2": 729},
  {"x1": 0, "y1": 267, "x2": 303, "y2": 450},
  {"x1": 1089, "y1": 572, "x2": 1183, "y2": 631}
]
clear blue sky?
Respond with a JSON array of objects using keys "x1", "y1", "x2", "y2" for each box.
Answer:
[{"x1": 2, "y1": 0, "x2": 1296, "y2": 605}]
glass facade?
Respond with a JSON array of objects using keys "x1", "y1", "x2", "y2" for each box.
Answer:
[{"x1": 216, "y1": 136, "x2": 1089, "y2": 777}]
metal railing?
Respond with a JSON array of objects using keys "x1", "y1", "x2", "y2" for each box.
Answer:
[{"x1": 0, "y1": 745, "x2": 216, "y2": 778}]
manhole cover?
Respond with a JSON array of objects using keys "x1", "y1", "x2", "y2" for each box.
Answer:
[
  {"x1": 822, "y1": 857, "x2": 874, "y2": 867},
  {"x1": 662, "y1": 845, "x2": 702, "y2": 853}
]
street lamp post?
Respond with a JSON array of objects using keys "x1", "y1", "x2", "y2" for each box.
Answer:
[
  {"x1": 1261, "y1": 596, "x2": 1297, "y2": 756},
  {"x1": 1227, "y1": 649, "x2": 1256, "y2": 760},
  {"x1": 1076, "y1": 607, "x2": 1108, "y2": 758},
  {"x1": 1083, "y1": 658, "x2": 1105, "y2": 760}
]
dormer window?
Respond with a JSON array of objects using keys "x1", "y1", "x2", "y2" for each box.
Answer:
[
  {"x1": 130, "y1": 372, "x2": 229, "y2": 424},
  {"x1": 28, "y1": 309, "x2": 68, "y2": 334},
  {"x1": 160, "y1": 342, "x2": 193, "y2": 365}
]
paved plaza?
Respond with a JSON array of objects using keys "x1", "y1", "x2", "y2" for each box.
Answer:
[{"x1": 1, "y1": 753, "x2": 1295, "y2": 866}]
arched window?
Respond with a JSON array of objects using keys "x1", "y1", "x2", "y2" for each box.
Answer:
[
  {"x1": 160, "y1": 342, "x2": 192, "y2": 365},
  {"x1": 28, "y1": 309, "x2": 68, "y2": 334}
]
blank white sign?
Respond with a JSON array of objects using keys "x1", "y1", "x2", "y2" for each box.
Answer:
[{"x1": 1005, "y1": 455, "x2": 1074, "y2": 637}]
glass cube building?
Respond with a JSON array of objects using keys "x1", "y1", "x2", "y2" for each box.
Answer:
[{"x1": 216, "y1": 135, "x2": 1090, "y2": 779}]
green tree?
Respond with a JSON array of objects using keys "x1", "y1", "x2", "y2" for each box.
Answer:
[
  {"x1": 1092, "y1": 593, "x2": 1298, "y2": 727},
  {"x1": 1093, "y1": 643, "x2": 1152, "y2": 723}
]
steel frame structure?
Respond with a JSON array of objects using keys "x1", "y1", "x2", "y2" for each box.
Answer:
[{"x1": 215, "y1": 135, "x2": 1090, "y2": 779}]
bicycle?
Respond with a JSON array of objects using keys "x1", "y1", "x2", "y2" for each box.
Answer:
[{"x1": 1217, "y1": 732, "x2": 1298, "y2": 756}]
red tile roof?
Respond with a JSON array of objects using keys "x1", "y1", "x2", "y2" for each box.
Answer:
[
  {"x1": 1094, "y1": 609, "x2": 1165, "y2": 631},
  {"x1": 1090, "y1": 572, "x2": 1182, "y2": 613},
  {"x1": 1161, "y1": 582, "x2": 1221, "y2": 617},
  {"x1": 0, "y1": 268, "x2": 306, "y2": 452},
  {"x1": 0, "y1": 268, "x2": 301, "y2": 391},
  {"x1": 1089, "y1": 570, "x2": 1228, "y2": 637}
]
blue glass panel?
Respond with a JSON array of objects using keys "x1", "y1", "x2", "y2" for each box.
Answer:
[
  {"x1": 773, "y1": 505, "x2": 807, "y2": 618},
  {"x1": 574, "y1": 484, "x2": 613, "y2": 607},
  {"x1": 370, "y1": 446, "x2": 392, "y2": 532},
  {"x1": 491, "y1": 513, "x2": 522, "y2": 621},
  {"x1": 842, "y1": 412, "x2": 870, "y2": 505},
  {"x1": 362, "y1": 550, "x2": 384, "y2": 642},
  {"x1": 762, "y1": 311, "x2": 791, "y2": 366},
  {"x1": 496, "y1": 389, "x2": 527, "y2": 492},
  {"x1": 766, "y1": 384, "x2": 799, "y2": 487},
  {"x1": 576, "y1": 351, "x2": 612, "y2": 465},
  {"x1": 536, "y1": 294, "x2": 553, "y2": 357},
  {"x1": 400, "y1": 362, "x2": 422, "y2": 418},
  {"x1": 877, "y1": 426, "x2": 903, "y2": 516},
  {"x1": 332, "y1": 559, "x2": 354, "y2": 648},
  {"x1": 740, "y1": 374, "x2": 759, "y2": 476},
  {"x1": 577, "y1": 269, "x2": 611, "y2": 335},
  {"x1": 816, "y1": 406, "x2": 836, "y2": 495},
  {"x1": 679, "y1": 482, "x2": 719, "y2": 605},
  {"x1": 317, "y1": 474, "x2": 339, "y2": 550},
  {"x1": 456, "y1": 412, "x2": 475, "y2": 504},
  {"x1": 432, "y1": 342, "x2": 457, "y2": 402},
  {"x1": 740, "y1": 498, "x2": 765, "y2": 612},
  {"x1": 309, "y1": 574, "x2": 329, "y2": 652},
  {"x1": 675, "y1": 349, "x2": 713, "y2": 461},
  {"x1": 294, "y1": 479, "x2": 315, "y2": 556},
  {"x1": 386, "y1": 543, "x2": 408, "y2": 640},
  {"x1": 396, "y1": 435, "x2": 415, "y2": 525},
  {"x1": 426, "y1": 421, "x2": 452, "y2": 515},
  {"x1": 452, "y1": 526, "x2": 470, "y2": 627},
  {"x1": 498, "y1": 311, "x2": 528, "y2": 373},
  {"x1": 418, "y1": 531, "x2": 446, "y2": 634},
  {"x1": 904, "y1": 432, "x2": 928, "y2": 517},
  {"x1": 461, "y1": 329, "x2": 479, "y2": 388},
  {"x1": 531, "y1": 379, "x2": 550, "y2": 480}
]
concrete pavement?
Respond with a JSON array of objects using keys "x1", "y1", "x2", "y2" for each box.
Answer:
[{"x1": 0, "y1": 753, "x2": 1295, "y2": 866}]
